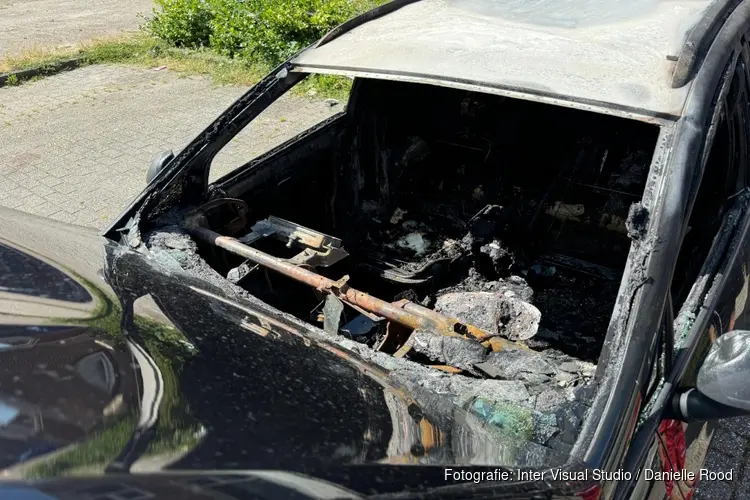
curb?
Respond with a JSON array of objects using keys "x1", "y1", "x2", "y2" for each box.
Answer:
[{"x1": 0, "y1": 57, "x2": 86, "y2": 88}]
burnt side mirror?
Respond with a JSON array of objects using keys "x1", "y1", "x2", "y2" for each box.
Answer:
[
  {"x1": 697, "y1": 329, "x2": 750, "y2": 410},
  {"x1": 667, "y1": 330, "x2": 750, "y2": 422},
  {"x1": 146, "y1": 150, "x2": 174, "y2": 184}
]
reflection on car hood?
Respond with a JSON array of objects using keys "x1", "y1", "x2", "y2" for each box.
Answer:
[{"x1": 1, "y1": 471, "x2": 364, "y2": 499}]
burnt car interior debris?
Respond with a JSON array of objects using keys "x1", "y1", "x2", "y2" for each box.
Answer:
[{"x1": 141, "y1": 79, "x2": 660, "y2": 461}]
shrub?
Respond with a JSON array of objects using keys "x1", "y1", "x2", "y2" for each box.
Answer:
[
  {"x1": 150, "y1": 0, "x2": 387, "y2": 65},
  {"x1": 209, "y1": 0, "x2": 261, "y2": 58},
  {"x1": 150, "y1": 0, "x2": 215, "y2": 48}
]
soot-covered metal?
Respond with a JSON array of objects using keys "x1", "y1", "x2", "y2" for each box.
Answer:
[{"x1": 141, "y1": 79, "x2": 660, "y2": 466}]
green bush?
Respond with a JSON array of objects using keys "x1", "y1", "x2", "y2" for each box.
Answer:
[
  {"x1": 150, "y1": 0, "x2": 387, "y2": 65},
  {"x1": 150, "y1": 0, "x2": 215, "y2": 48},
  {"x1": 209, "y1": 0, "x2": 260, "y2": 58}
]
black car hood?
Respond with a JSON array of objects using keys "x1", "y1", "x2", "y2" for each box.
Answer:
[
  {"x1": 2, "y1": 472, "x2": 364, "y2": 499},
  {"x1": 0, "y1": 208, "x2": 477, "y2": 495}
]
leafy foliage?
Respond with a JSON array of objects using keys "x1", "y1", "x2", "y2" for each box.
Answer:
[
  {"x1": 149, "y1": 0, "x2": 215, "y2": 48},
  {"x1": 151, "y1": 0, "x2": 388, "y2": 65}
]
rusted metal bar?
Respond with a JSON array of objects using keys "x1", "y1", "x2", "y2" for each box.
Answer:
[{"x1": 185, "y1": 216, "x2": 521, "y2": 351}]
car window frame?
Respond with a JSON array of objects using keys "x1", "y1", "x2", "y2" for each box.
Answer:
[
  {"x1": 607, "y1": 43, "x2": 750, "y2": 500},
  {"x1": 670, "y1": 36, "x2": 750, "y2": 378},
  {"x1": 630, "y1": 39, "x2": 750, "y2": 416}
]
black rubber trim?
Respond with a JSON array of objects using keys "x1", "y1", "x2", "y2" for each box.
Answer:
[
  {"x1": 672, "y1": 0, "x2": 743, "y2": 88},
  {"x1": 315, "y1": 0, "x2": 423, "y2": 47},
  {"x1": 664, "y1": 389, "x2": 750, "y2": 421}
]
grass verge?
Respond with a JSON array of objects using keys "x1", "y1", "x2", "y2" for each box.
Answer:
[{"x1": 0, "y1": 34, "x2": 351, "y2": 99}]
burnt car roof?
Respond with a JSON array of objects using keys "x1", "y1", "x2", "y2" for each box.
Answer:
[{"x1": 291, "y1": 0, "x2": 716, "y2": 119}]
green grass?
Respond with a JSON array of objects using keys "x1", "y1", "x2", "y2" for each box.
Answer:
[
  {"x1": 298, "y1": 73, "x2": 353, "y2": 101},
  {"x1": 0, "y1": 34, "x2": 351, "y2": 99},
  {"x1": 25, "y1": 414, "x2": 137, "y2": 479}
]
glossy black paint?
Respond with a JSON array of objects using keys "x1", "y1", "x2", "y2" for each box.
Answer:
[
  {"x1": 0, "y1": 208, "x2": 457, "y2": 496},
  {"x1": 0, "y1": 204, "x2": 605, "y2": 499}
]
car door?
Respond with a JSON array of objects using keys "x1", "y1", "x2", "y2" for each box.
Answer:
[
  {"x1": 640, "y1": 36, "x2": 750, "y2": 500},
  {"x1": 617, "y1": 34, "x2": 750, "y2": 500}
]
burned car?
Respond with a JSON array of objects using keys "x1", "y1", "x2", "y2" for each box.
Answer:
[{"x1": 5, "y1": 0, "x2": 750, "y2": 499}]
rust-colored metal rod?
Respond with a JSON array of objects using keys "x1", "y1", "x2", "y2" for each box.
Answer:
[
  {"x1": 188, "y1": 223, "x2": 438, "y2": 330},
  {"x1": 186, "y1": 221, "x2": 519, "y2": 350}
]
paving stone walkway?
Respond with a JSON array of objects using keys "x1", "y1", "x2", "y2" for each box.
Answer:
[{"x1": 0, "y1": 64, "x2": 339, "y2": 229}]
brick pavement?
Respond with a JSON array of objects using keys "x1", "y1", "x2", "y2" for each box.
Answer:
[{"x1": 0, "y1": 64, "x2": 339, "y2": 229}]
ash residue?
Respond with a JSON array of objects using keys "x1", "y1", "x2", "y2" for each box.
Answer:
[
  {"x1": 438, "y1": 270, "x2": 534, "y2": 300},
  {"x1": 144, "y1": 225, "x2": 252, "y2": 302},
  {"x1": 412, "y1": 330, "x2": 487, "y2": 372},
  {"x1": 475, "y1": 349, "x2": 556, "y2": 383},
  {"x1": 435, "y1": 291, "x2": 541, "y2": 341}
]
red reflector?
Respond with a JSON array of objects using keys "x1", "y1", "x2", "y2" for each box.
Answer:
[{"x1": 577, "y1": 484, "x2": 602, "y2": 500}]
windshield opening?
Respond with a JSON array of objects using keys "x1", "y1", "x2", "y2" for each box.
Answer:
[{"x1": 142, "y1": 76, "x2": 660, "y2": 471}]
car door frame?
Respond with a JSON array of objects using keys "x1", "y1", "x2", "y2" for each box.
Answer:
[{"x1": 601, "y1": 7, "x2": 750, "y2": 499}]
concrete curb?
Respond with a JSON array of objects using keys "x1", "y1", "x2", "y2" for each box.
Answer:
[{"x1": 0, "y1": 57, "x2": 86, "y2": 87}]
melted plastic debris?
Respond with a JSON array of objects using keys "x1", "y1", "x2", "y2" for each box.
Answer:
[
  {"x1": 435, "y1": 291, "x2": 541, "y2": 341},
  {"x1": 412, "y1": 330, "x2": 487, "y2": 372},
  {"x1": 478, "y1": 240, "x2": 515, "y2": 275},
  {"x1": 396, "y1": 232, "x2": 429, "y2": 256},
  {"x1": 390, "y1": 208, "x2": 407, "y2": 224},
  {"x1": 626, "y1": 202, "x2": 650, "y2": 240},
  {"x1": 545, "y1": 202, "x2": 584, "y2": 221}
]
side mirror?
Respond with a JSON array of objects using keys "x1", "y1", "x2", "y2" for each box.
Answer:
[
  {"x1": 667, "y1": 330, "x2": 750, "y2": 422},
  {"x1": 146, "y1": 150, "x2": 174, "y2": 184},
  {"x1": 697, "y1": 329, "x2": 750, "y2": 410}
]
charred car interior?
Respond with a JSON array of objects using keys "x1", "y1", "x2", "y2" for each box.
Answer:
[{"x1": 138, "y1": 78, "x2": 660, "y2": 465}]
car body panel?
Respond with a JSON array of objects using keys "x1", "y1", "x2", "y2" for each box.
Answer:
[
  {"x1": 292, "y1": 0, "x2": 713, "y2": 118},
  {"x1": 0, "y1": 207, "x2": 469, "y2": 494}
]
